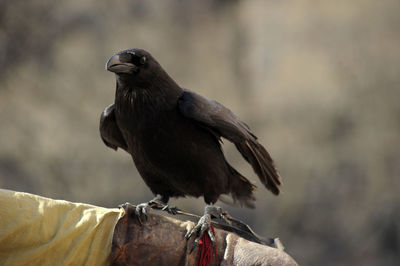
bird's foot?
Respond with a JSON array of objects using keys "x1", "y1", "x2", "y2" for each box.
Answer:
[
  {"x1": 185, "y1": 205, "x2": 224, "y2": 253},
  {"x1": 148, "y1": 198, "x2": 180, "y2": 215},
  {"x1": 134, "y1": 202, "x2": 152, "y2": 225},
  {"x1": 118, "y1": 202, "x2": 149, "y2": 225},
  {"x1": 160, "y1": 204, "x2": 180, "y2": 215},
  {"x1": 132, "y1": 195, "x2": 179, "y2": 224}
]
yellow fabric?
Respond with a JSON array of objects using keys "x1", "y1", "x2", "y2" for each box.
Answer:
[{"x1": 0, "y1": 189, "x2": 123, "y2": 266}]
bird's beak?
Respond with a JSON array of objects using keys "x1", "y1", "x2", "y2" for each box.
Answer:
[{"x1": 106, "y1": 54, "x2": 138, "y2": 74}]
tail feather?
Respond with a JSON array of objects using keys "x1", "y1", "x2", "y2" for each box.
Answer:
[
  {"x1": 229, "y1": 167, "x2": 256, "y2": 209},
  {"x1": 235, "y1": 140, "x2": 281, "y2": 195}
]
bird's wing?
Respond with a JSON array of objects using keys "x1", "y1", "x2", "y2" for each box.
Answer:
[
  {"x1": 178, "y1": 89, "x2": 281, "y2": 195},
  {"x1": 99, "y1": 103, "x2": 128, "y2": 151}
]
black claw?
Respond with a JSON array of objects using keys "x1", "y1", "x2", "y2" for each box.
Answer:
[
  {"x1": 134, "y1": 203, "x2": 150, "y2": 225},
  {"x1": 186, "y1": 222, "x2": 202, "y2": 240},
  {"x1": 207, "y1": 228, "x2": 216, "y2": 244},
  {"x1": 135, "y1": 211, "x2": 143, "y2": 225},
  {"x1": 190, "y1": 239, "x2": 199, "y2": 254},
  {"x1": 161, "y1": 205, "x2": 180, "y2": 215},
  {"x1": 186, "y1": 224, "x2": 199, "y2": 240},
  {"x1": 185, "y1": 230, "x2": 193, "y2": 240}
]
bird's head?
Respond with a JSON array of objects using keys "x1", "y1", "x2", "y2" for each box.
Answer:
[{"x1": 106, "y1": 48, "x2": 163, "y2": 87}]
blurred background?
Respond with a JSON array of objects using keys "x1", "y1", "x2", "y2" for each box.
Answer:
[{"x1": 1, "y1": 0, "x2": 399, "y2": 265}]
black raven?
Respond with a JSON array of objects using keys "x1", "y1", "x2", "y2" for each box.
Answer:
[{"x1": 100, "y1": 48, "x2": 281, "y2": 246}]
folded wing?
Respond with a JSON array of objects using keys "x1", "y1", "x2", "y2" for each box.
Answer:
[
  {"x1": 178, "y1": 89, "x2": 281, "y2": 195},
  {"x1": 100, "y1": 103, "x2": 127, "y2": 151}
]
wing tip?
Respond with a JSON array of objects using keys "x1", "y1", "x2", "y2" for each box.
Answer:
[{"x1": 244, "y1": 140, "x2": 282, "y2": 195}]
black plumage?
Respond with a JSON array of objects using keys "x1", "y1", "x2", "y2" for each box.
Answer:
[{"x1": 100, "y1": 48, "x2": 281, "y2": 209}]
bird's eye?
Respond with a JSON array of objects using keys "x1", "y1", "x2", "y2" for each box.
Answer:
[{"x1": 140, "y1": 56, "x2": 146, "y2": 65}]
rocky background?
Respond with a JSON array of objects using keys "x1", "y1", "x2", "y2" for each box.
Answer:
[{"x1": 1, "y1": 1, "x2": 399, "y2": 265}]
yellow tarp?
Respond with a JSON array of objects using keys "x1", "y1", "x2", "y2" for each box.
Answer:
[{"x1": 0, "y1": 189, "x2": 123, "y2": 266}]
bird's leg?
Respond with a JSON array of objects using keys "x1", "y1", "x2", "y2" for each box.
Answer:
[{"x1": 185, "y1": 205, "x2": 224, "y2": 253}]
